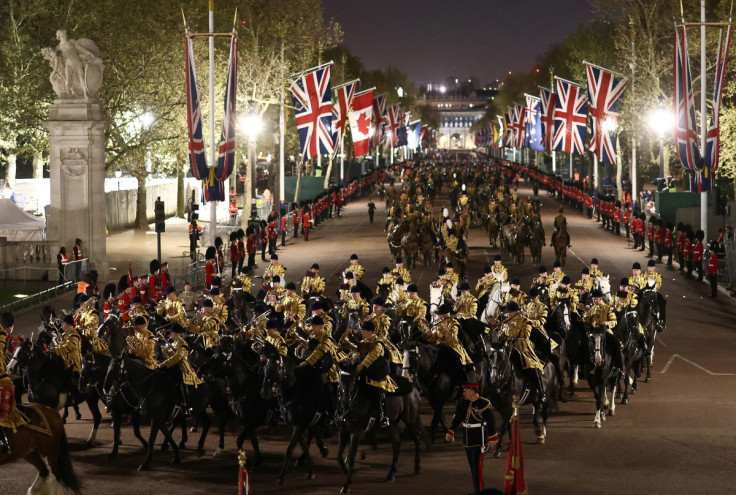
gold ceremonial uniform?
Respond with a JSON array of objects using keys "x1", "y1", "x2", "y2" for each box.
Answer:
[
  {"x1": 498, "y1": 314, "x2": 543, "y2": 370},
  {"x1": 213, "y1": 299, "x2": 229, "y2": 325},
  {"x1": 524, "y1": 300, "x2": 548, "y2": 329},
  {"x1": 491, "y1": 264, "x2": 508, "y2": 285},
  {"x1": 502, "y1": 289, "x2": 528, "y2": 308},
  {"x1": 276, "y1": 293, "x2": 306, "y2": 322},
  {"x1": 127, "y1": 306, "x2": 148, "y2": 326},
  {"x1": 264, "y1": 286, "x2": 286, "y2": 305},
  {"x1": 547, "y1": 270, "x2": 565, "y2": 287},
  {"x1": 160, "y1": 337, "x2": 203, "y2": 386},
  {"x1": 431, "y1": 277, "x2": 454, "y2": 300},
  {"x1": 590, "y1": 268, "x2": 605, "y2": 279},
  {"x1": 475, "y1": 276, "x2": 494, "y2": 299},
  {"x1": 346, "y1": 263, "x2": 365, "y2": 281},
  {"x1": 342, "y1": 297, "x2": 370, "y2": 319},
  {"x1": 583, "y1": 302, "x2": 617, "y2": 333},
  {"x1": 365, "y1": 312, "x2": 401, "y2": 364},
  {"x1": 453, "y1": 294, "x2": 478, "y2": 320},
  {"x1": 54, "y1": 327, "x2": 83, "y2": 374},
  {"x1": 358, "y1": 335, "x2": 397, "y2": 392},
  {"x1": 305, "y1": 331, "x2": 340, "y2": 383},
  {"x1": 643, "y1": 271, "x2": 663, "y2": 291},
  {"x1": 265, "y1": 333, "x2": 289, "y2": 357},
  {"x1": 301, "y1": 273, "x2": 325, "y2": 296},
  {"x1": 264, "y1": 263, "x2": 287, "y2": 283},
  {"x1": 126, "y1": 327, "x2": 157, "y2": 370},
  {"x1": 426, "y1": 317, "x2": 473, "y2": 365},
  {"x1": 549, "y1": 287, "x2": 579, "y2": 310},
  {"x1": 78, "y1": 310, "x2": 108, "y2": 354},
  {"x1": 190, "y1": 313, "x2": 221, "y2": 349},
  {"x1": 388, "y1": 287, "x2": 408, "y2": 308},
  {"x1": 376, "y1": 275, "x2": 396, "y2": 294},
  {"x1": 235, "y1": 274, "x2": 253, "y2": 293},
  {"x1": 157, "y1": 297, "x2": 187, "y2": 327},
  {"x1": 574, "y1": 278, "x2": 595, "y2": 295},
  {"x1": 611, "y1": 290, "x2": 638, "y2": 313},
  {"x1": 0, "y1": 327, "x2": 8, "y2": 372},
  {"x1": 391, "y1": 266, "x2": 412, "y2": 283},
  {"x1": 446, "y1": 271, "x2": 460, "y2": 287},
  {"x1": 628, "y1": 274, "x2": 647, "y2": 290}
]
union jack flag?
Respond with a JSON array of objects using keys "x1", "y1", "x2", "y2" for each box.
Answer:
[
  {"x1": 702, "y1": 25, "x2": 732, "y2": 192},
  {"x1": 539, "y1": 87, "x2": 556, "y2": 151},
  {"x1": 513, "y1": 104, "x2": 526, "y2": 148},
  {"x1": 674, "y1": 25, "x2": 700, "y2": 173},
  {"x1": 385, "y1": 105, "x2": 402, "y2": 147},
  {"x1": 331, "y1": 81, "x2": 356, "y2": 159},
  {"x1": 216, "y1": 31, "x2": 238, "y2": 182},
  {"x1": 553, "y1": 77, "x2": 588, "y2": 154},
  {"x1": 184, "y1": 34, "x2": 208, "y2": 180},
  {"x1": 372, "y1": 94, "x2": 387, "y2": 147},
  {"x1": 504, "y1": 108, "x2": 514, "y2": 147},
  {"x1": 290, "y1": 65, "x2": 334, "y2": 162},
  {"x1": 585, "y1": 63, "x2": 627, "y2": 165}
]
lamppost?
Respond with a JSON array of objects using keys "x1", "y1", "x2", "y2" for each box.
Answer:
[
  {"x1": 238, "y1": 108, "x2": 263, "y2": 224},
  {"x1": 648, "y1": 100, "x2": 674, "y2": 179}
]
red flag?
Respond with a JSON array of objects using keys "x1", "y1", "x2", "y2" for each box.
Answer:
[
  {"x1": 348, "y1": 89, "x2": 374, "y2": 157},
  {"x1": 504, "y1": 409, "x2": 528, "y2": 495}
]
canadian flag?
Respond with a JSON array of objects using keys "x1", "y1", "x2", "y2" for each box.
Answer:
[{"x1": 348, "y1": 89, "x2": 374, "y2": 157}]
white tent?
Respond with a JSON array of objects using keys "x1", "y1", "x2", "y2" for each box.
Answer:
[{"x1": 0, "y1": 198, "x2": 45, "y2": 241}]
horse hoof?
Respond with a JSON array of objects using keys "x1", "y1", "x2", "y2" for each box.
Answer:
[
  {"x1": 340, "y1": 486, "x2": 350, "y2": 494},
  {"x1": 212, "y1": 449, "x2": 223, "y2": 458},
  {"x1": 609, "y1": 408, "x2": 616, "y2": 416},
  {"x1": 385, "y1": 474, "x2": 396, "y2": 483},
  {"x1": 171, "y1": 455, "x2": 181, "y2": 465},
  {"x1": 320, "y1": 447, "x2": 329, "y2": 458},
  {"x1": 190, "y1": 427, "x2": 198, "y2": 433},
  {"x1": 358, "y1": 451, "x2": 366, "y2": 460},
  {"x1": 138, "y1": 464, "x2": 148, "y2": 472},
  {"x1": 197, "y1": 449, "x2": 205, "y2": 458},
  {"x1": 414, "y1": 465, "x2": 421, "y2": 475},
  {"x1": 76, "y1": 414, "x2": 83, "y2": 420},
  {"x1": 621, "y1": 397, "x2": 629, "y2": 405},
  {"x1": 305, "y1": 473, "x2": 316, "y2": 480},
  {"x1": 86, "y1": 440, "x2": 96, "y2": 448},
  {"x1": 276, "y1": 478, "x2": 285, "y2": 486},
  {"x1": 593, "y1": 421, "x2": 601, "y2": 429},
  {"x1": 536, "y1": 437, "x2": 545, "y2": 444}
]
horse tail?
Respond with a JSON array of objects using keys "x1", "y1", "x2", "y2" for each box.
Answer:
[{"x1": 57, "y1": 429, "x2": 83, "y2": 493}]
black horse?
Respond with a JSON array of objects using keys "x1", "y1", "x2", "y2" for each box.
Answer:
[
  {"x1": 335, "y1": 368, "x2": 427, "y2": 494},
  {"x1": 615, "y1": 309, "x2": 645, "y2": 405},
  {"x1": 637, "y1": 288, "x2": 661, "y2": 382},
  {"x1": 7, "y1": 337, "x2": 103, "y2": 447},
  {"x1": 584, "y1": 325, "x2": 618, "y2": 428}
]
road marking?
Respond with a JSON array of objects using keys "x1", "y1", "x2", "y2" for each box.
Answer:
[
  {"x1": 567, "y1": 248, "x2": 588, "y2": 268},
  {"x1": 658, "y1": 353, "x2": 736, "y2": 376}
]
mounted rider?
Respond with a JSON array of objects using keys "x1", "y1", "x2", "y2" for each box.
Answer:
[
  {"x1": 76, "y1": 295, "x2": 108, "y2": 354},
  {"x1": 157, "y1": 285, "x2": 187, "y2": 328},
  {"x1": 391, "y1": 257, "x2": 412, "y2": 283},
  {"x1": 453, "y1": 282, "x2": 478, "y2": 320},
  {"x1": 574, "y1": 268, "x2": 595, "y2": 302},
  {"x1": 340, "y1": 285, "x2": 370, "y2": 320},
  {"x1": 365, "y1": 297, "x2": 402, "y2": 374},
  {"x1": 399, "y1": 283, "x2": 430, "y2": 333},
  {"x1": 301, "y1": 263, "x2": 326, "y2": 299},
  {"x1": 426, "y1": 303, "x2": 473, "y2": 385},
  {"x1": 431, "y1": 268, "x2": 454, "y2": 302},
  {"x1": 126, "y1": 315, "x2": 157, "y2": 370},
  {"x1": 263, "y1": 276, "x2": 286, "y2": 307},
  {"x1": 547, "y1": 261, "x2": 566, "y2": 289},
  {"x1": 501, "y1": 278, "x2": 528, "y2": 310},
  {"x1": 525, "y1": 288, "x2": 558, "y2": 357},
  {"x1": 189, "y1": 299, "x2": 221, "y2": 351},
  {"x1": 355, "y1": 321, "x2": 396, "y2": 428},
  {"x1": 551, "y1": 207, "x2": 571, "y2": 247},
  {"x1": 643, "y1": 259, "x2": 666, "y2": 330},
  {"x1": 387, "y1": 277, "x2": 408, "y2": 308},
  {"x1": 299, "y1": 316, "x2": 341, "y2": 420},
  {"x1": 490, "y1": 254, "x2": 508, "y2": 286},
  {"x1": 610, "y1": 278, "x2": 647, "y2": 353},
  {"x1": 275, "y1": 282, "x2": 306, "y2": 331},
  {"x1": 549, "y1": 276, "x2": 580, "y2": 315},
  {"x1": 590, "y1": 258, "x2": 605, "y2": 279},
  {"x1": 497, "y1": 302, "x2": 546, "y2": 403},
  {"x1": 475, "y1": 265, "x2": 495, "y2": 299},
  {"x1": 582, "y1": 289, "x2": 623, "y2": 373},
  {"x1": 628, "y1": 262, "x2": 647, "y2": 290},
  {"x1": 346, "y1": 253, "x2": 365, "y2": 281},
  {"x1": 376, "y1": 267, "x2": 396, "y2": 295},
  {"x1": 158, "y1": 323, "x2": 203, "y2": 413},
  {"x1": 209, "y1": 288, "x2": 229, "y2": 326},
  {"x1": 263, "y1": 254, "x2": 287, "y2": 289}
]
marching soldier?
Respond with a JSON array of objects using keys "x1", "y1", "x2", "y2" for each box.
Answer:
[
  {"x1": 126, "y1": 315, "x2": 157, "y2": 370},
  {"x1": 301, "y1": 263, "x2": 326, "y2": 298},
  {"x1": 453, "y1": 282, "x2": 478, "y2": 320},
  {"x1": 445, "y1": 381, "x2": 498, "y2": 495},
  {"x1": 355, "y1": 321, "x2": 396, "y2": 428},
  {"x1": 189, "y1": 299, "x2": 221, "y2": 351},
  {"x1": 391, "y1": 257, "x2": 412, "y2": 284},
  {"x1": 497, "y1": 302, "x2": 546, "y2": 403}
]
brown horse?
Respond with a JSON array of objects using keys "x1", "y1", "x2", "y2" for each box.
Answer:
[
  {"x1": 401, "y1": 224, "x2": 421, "y2": 268},
  {"x1": 1, "y1": 404, "x2": 82, "y2": 494},
  {"x1": 487, "y1": 214, "x2": 500, "y2": 247},
  {"x1": 502, "y1": 221, "x2": 531, "y2": 264},
  {"x1": 419, "y1": 225, "x2": 435, "y2": 266},
  {"x1": 529, "y1": 220, "x2": 545, "y2": 266},
  {"x1": 387, "y1": 220, "x2": 410, "y2": 261},
  {"x1": 553, "y1": 224, "x2": 569, "y2": 266}
]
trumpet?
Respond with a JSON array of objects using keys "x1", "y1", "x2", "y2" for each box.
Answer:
[
  {"x1": 240, "y1": 309, "x2": 272, "y2": 333},
  {"x1": 188, "y1": 309, "x2": 205, "y2": 329}
]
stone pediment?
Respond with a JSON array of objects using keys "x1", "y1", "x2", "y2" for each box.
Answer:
[{"x1": 60, "y1": 148, "x2": 88, "y2": 177}]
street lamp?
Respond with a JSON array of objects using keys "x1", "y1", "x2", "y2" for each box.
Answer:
[
  {"x1": 648, "y1": 101, "x2": 674, "y2": 179},
  {"x1": 397, "y1": 86, "x2": 404, "y2": 98},
  {"x1": 238, "y1": 109, "x2": 263, "y2": 222}
]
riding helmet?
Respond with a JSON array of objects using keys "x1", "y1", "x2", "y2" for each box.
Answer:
[
  {"x1": 459, "y1": 282, "x2": 471, "y2": 291},
  {"x1": 372, "y1": 297, "x2": 385, "y2": 306},
  {"x1": 632, "y1": 262, "x2": 641, "y2": 270},
  {"x1": 647, "y1": 259, "x2": 656, "y2": 267},
  {"x1": 591, "y1": 289, "x2": 604, "y2": 298},
  {"x1": 133, "y1": 315, "x2": 146, "y2": 326},
  {"x1": 285, "y1": 282, "x2": 297, "y2": 291},
  {"x1": 406, "y1": 283, "x2": 418, "y2": 293},
  {"x1": 361, "y1": 321, "x2": 375, "y2": 332},
  {"x1": 63, "y1": 314, "x2": 75, "y2": 326},
  {"x1": 350, "y1": 285, "x2": 361, "y2": 293}
]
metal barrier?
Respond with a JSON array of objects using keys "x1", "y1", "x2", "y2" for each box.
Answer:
[
  {"x1": 0, "y1": 280, "x2": 75, "y2": 313},
  {"x1": 62, "y1": 258, "x2": 89, "y2": 284}
]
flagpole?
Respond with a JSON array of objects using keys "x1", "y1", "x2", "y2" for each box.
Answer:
[
  {"x1": 700, "y1": 0, "x2": 709, "y2": 242},
  {"x1": 552, "y1": 150, "x2": 556, "y2": 173},
  {"x1": 593, "y1": 153, "x2": 599, "y2": 190},
  {"x1": 569, "y1": 152, "x2": 573, "y2": 178},
  {"x1": 630, "y1": 16, "x2": 638, "y2": 210},
  {"x1": 340, "y1": 134, "x2": 344, "y2": 184},
  {"x1": 208, "y1": 0, "x2": 217, "y2": 247},
  {"x1": 279, "y1": 40, "x2": 285, "y2": 209}
]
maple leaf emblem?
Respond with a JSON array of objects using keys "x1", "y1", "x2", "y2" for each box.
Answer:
[{"x1": 357, "y1": 112, "x2": 370, "y2": 135}]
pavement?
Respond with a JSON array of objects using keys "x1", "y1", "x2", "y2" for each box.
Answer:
[{"x1": 3, "y1": 179, "x2": 736, "y2": 494}]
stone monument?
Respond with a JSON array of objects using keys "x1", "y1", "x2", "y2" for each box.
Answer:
[{"x1": 43, "y1": 28, "x2": 109, "y2": 281}]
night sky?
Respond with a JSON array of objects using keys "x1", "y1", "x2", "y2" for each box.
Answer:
[{"x1": 322, "y1": 0, "x2": 593, "y2": 86}]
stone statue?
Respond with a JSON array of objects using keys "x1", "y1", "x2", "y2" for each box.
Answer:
[{"x1": 44, "y1": 28, "x2": 104, "y2": 99}]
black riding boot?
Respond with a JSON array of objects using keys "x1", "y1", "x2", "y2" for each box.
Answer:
[
  {"x1": 532, "y1": 369, "x2": 547, "y2": 404},
  {"x1": 0, "y1": 427, "x2": 10, "y2": 454},
  {"x1": 377, "y1": 389, "x2": 390, "y2": 428},
  {"x1": 179, "y1": 383, "x2": 192, "y2": 414}
]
